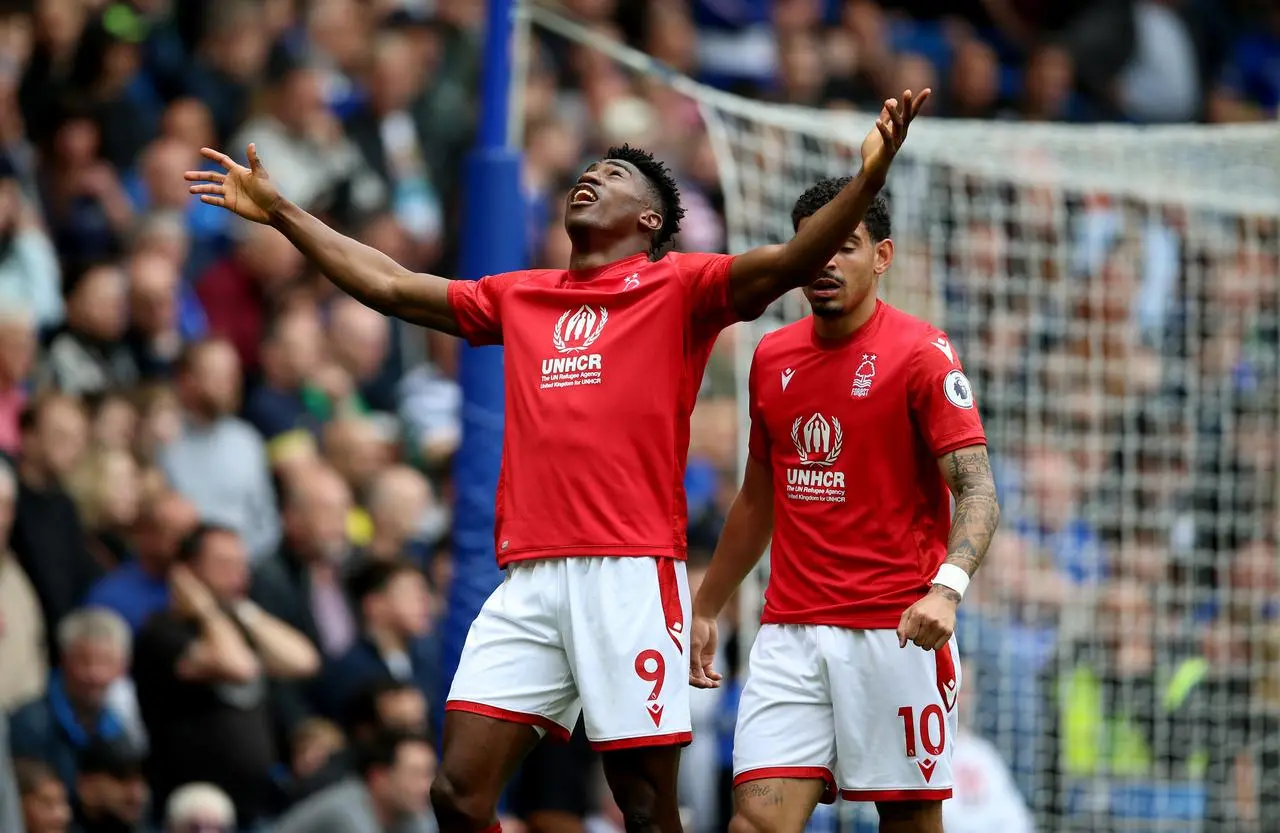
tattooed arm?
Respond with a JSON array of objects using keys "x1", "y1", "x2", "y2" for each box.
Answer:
[
  {"x1": 896, "y1": 443, "x2": 1000, "y2": 649},
  {"x1": 933, "y1": 444, "x2": 1001, "y2": 600}
]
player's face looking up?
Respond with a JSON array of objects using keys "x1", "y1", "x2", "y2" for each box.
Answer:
[
  {"x1": 564, "y1": 159, "x2": 663, "y2": 244},
  {"x1": 798, "y1": 219, "x2": 894, "y2": 319}
]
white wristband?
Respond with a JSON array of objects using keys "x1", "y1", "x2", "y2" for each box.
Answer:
[{"x1": 932, "y1": 564, "x2": 970, "y2": 599}]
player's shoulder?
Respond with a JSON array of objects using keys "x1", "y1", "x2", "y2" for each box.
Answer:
[
  {"x1": 876, "y1": 303, "x2": 954, "y2": 359},
  {"x1": 753, "y1": 317, "x2": 811, "y2": 359},
  {"x1": 482, "y1": 268, "x2": 562, "y2": 288}
]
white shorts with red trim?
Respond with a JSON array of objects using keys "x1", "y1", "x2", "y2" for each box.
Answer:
[
  {"x1": 446, "y1": 556, "x2": 692, "y2": 751},
  {"x1": 733, "y1": 625, "x2": 961, "y2": 803}
]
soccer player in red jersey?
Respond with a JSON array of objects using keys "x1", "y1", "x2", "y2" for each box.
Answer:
[
  {"x1": 688, "y1": 182, "x2": 1000, "y2": 833},
  {"x1": 184, "y1": 90, "x2": 929, "y2": 833}
]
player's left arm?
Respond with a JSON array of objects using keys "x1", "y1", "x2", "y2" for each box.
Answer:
[{"x1": 725, "y1": 88, "x2": 929, "y2": 318}]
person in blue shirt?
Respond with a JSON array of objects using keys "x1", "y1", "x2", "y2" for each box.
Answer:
[
  {"x1": 320, "y1": 558, "x2": 437, "y2": 722},
  {"x1": 83, "y1": 490, "x2": 200, "y2": 633},
  {"x1": 9, "y1": 607, "x2": 134, "y2": 793}
]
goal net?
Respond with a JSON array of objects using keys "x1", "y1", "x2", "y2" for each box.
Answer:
[{"x1": 530, "y1": 6, "x2": 1280, "y2": 832}]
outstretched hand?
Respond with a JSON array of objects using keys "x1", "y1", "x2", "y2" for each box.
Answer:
[
  {"x1": 861, "y1": 88, "x2": 930, "y2": 180},
  {"x1": 185, "y1": 143, "x2": 280, "y2": 225}
]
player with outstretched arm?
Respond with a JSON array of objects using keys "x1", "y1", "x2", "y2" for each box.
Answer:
[
  {"x1": 185, "y1": 91, "x2": 928, "y2": 833},
  {"x1": 689, "y1": 182, "x2": 1000, "y2": 833}
]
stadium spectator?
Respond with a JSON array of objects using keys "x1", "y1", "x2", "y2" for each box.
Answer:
[
  {"x1": 242, "y1": 304, "x2": 332, "y2": 447},
  {"x1": 327, "y1": 295, "x2": 396, "y2": 412},
  {"x1": 0, "y1": 456, "x2": 48, "y2": 712},
  {"x1": 0, "y1": 307, "x2": 38, "y2": 455},
  {"x1": 84, "y1": 489, "x2": 200, "y2": 633},
  {"x1": 67, "y1": 445, "x2": 142, "y2": 570},
  {"x1": 322, "y1": 416, "x2": 389, "y2": 519},
  {"x1": 161, "y1": 338, "x2": 281, "y2": 562},
  {"x1": 12, "y1": 394, "x2": 101, "y2": 651},
  {"x1": 16, "y1": 757, "x2": 74, "y2": 833},
  {"x1": 273, "y1": 728, "x2": 436, "y2": 833},
  {"x1": 0, "y1": 158, "x2": 62, "y2": 330},
  {"x1": 228, "y1": 59, "x2": 386, "y2": 226},
  {"x1": 250, "y1": 463, "x2": 358, "y2": 660},
  {"x1": 163, "y1": 782, "x2": 238, "y2": 833},
  {"x1": 321, "y1": 558, "x2": 435, "y2": 718},
  {"x1": 73, "y1": 736, "x2": 150, "y2": 833},
  {"x1": 195, "y1": 223, "x2": 306, "y2": 376},
  {"x1": 9, "y1": 607, "x2": 133, "y2": 792},
  {"x1": 39, "y1": 260, "x2": 138, "y2": 397},
  {"x1": 124, "y1": 250, "x2": 188, "y2": 380},
  {"x1": 132, "y1": 523, "x2": 319, "y2": 828},
  {"x1": 365, "y1": 465, "x2": 442, "y2": 565}
]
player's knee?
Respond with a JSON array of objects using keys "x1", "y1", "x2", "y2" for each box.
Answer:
[
  {"x1": 612, "y1": 781, "x2": 660, "y2": 833},
  {"x1": 430, "y1": 772, "x2": 496, "y2": 832}
]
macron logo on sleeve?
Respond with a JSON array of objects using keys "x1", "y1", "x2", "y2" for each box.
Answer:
[
  {"x1": 781, "y1": 368, "x2": 795, "y2": 390},
  {"x1": 931, "y1": 337, "x2": 954, "y2": 364}
]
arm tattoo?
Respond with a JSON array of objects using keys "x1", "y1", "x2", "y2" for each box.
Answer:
[{"x1": 941, "y1": 447, "x2": 1001, "y2": 580}]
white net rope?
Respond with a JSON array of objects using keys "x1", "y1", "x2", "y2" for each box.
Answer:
[{"x1": 531, "y1": 6, "x2": 1280, "y2": 831}]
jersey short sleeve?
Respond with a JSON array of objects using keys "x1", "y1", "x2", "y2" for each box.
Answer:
[
  {"x1": 908, "y1": 333, "x2": 987, "y2": 457},
  {"x1": 447, "y1": 272, "x2": 523, "y2": 346},
  {"x1": 747, "y1": 345, "x2": 770, "y2": 463},
  {"x1": 671, "y1": 251, "x2": 738, "y2": 333}
]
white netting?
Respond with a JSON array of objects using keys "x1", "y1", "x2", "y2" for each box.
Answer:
[{"x1": 532, "y1": 6, "x2": 1280, "y2": 832}]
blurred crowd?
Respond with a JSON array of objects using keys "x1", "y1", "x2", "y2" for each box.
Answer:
[{"x1": 0, "y1": 0, "x2": 1276, "y2": 833}]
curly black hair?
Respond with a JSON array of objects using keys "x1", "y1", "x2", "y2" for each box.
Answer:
[
  {"x1": 604, "y1": 144, "x2": 685, "y2": 256},
  {"x1": 791, "y1": 177, "x2": 891, "y2": 242}
]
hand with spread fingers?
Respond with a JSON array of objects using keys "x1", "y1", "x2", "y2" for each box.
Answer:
[
  {"x1": 184, "y1": 143, "x2": 280, "y2": 225},
  {"x1": 861, "y1": 88, "x2": 931, "y2": 181}
]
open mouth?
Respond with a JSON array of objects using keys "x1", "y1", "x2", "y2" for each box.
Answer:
[
  {"x1": 569, "y1": 185, "x2": 598, "y2": 206},
  {"x1": 809, "y1": 275, "x2": 843, "y2": 291}
]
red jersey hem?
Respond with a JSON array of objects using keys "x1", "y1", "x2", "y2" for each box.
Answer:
[
  {"x1": 760, "y1": 609, "x2": 922, "y2": 630},
  {"x1": 498, "y1": 545, "x2": 687, "y2": 568}
]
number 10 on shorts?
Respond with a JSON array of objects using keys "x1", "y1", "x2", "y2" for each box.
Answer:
[{"x1": 896, "y1": 704, "x2": 946, "y2": 758}]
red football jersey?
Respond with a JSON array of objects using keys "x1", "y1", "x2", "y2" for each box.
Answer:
[
  {"x1": 749, "y1": 301, "x2": 987, "y2": 628},
  {"x1": 449, "y1": 251, "x2": 738, "y2": 567}
]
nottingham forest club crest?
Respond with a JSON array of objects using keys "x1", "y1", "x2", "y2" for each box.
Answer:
[
  {"x1": 541, "y1": 305, "x2": 608, "y2": 390},
  {"x1": 851, "y1": 353, "x2": 877, "y2": 398},
  {"x1": 786, "y1": 413, "x2": 847, "y2": 504}
]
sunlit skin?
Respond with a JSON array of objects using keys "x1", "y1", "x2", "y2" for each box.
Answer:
[{"x1": 798, "y1": 218, "x2": 895, "y2": 340}]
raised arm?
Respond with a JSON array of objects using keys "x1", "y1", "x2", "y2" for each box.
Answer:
[
  {"x1": 689, "y1": 455, "x2": 774, "y2": 688},
  {"x1": 726, "y1": 89, "x2": 929, "y2": 318},
  {"x1": 186, "y1": 144, "x2": 460, "y2": 335}
]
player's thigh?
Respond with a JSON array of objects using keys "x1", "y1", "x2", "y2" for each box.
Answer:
[
  {"x1": 824, "y1": 628, "x2": 960, "y2": 803},
  {"x1": 437, "y1": 709, "x2": 544, "y2": 815},
  {"x1": 564, "y1": 557, "x2": 692, "y2": 748},
  {"x1": 732, "y1": 625, "x2": 838, "y2": 804},
  {"x1": 446, "y1": 561, "x2": 581, "y2": 741},
  {"x1": 512, "y1": 718, "x2": 596, "y2": 833},
  {"x1": 731, "y1": 779, "x2": 828, "y2": 833},
  {"x1": 875, "y1": 799, "x2": 943, "y2": 833},
  {"x1": 600, "y1": 744, "x2": 683, "y2": 831}
]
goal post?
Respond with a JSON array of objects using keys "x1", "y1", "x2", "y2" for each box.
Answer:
[{"x1": 530, "y1": 5, "x2": 1280, "y2": 830}]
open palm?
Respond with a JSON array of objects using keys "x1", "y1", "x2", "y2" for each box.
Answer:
[
  {"x1": 185, "y1": 143, "x2": 279, "y2": 224},
  {"x1": 861, "y1": 88, "x2": 931, "y2": 179}
]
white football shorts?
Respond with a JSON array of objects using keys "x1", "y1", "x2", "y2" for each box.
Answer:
[
  {"x1": 446, "y1": 556, "x2": 692, "y2": 750},
  {"x1": 733, "y1": 624, "x2": 961, "y2": 803}
]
